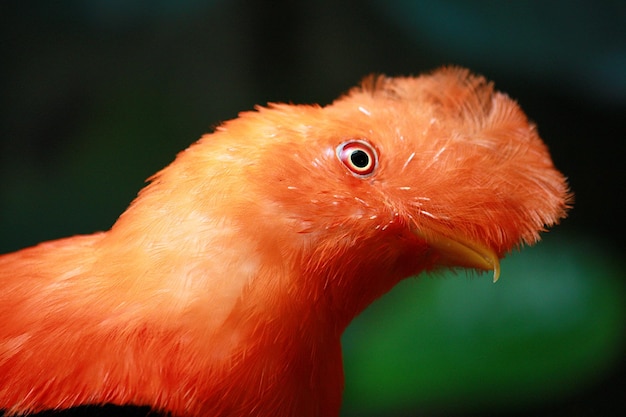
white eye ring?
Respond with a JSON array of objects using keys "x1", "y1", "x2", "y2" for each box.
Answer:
[{"x1": 336, "y1": 140, "x2": 378, "y2": 177}]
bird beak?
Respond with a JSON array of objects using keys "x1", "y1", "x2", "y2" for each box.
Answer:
[{"x1": 412, "y1": 227, "x2": 501, "y2": 282}]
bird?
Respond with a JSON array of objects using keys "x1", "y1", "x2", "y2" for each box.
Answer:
[{"x1": 0, "y1": 67, "x2": 570, "y2": 417}]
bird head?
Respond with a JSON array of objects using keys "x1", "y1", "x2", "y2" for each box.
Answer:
[
  {"x1": 177, "y1": 67, "x2": 569, "y2": 322},
  {"x1": 118, "y1": 67, "x2": 570, "y2": 327}
]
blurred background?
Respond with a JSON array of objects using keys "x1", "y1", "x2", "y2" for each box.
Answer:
[{"x1": 1, "y1": 1, "x2": 624, "y2": 416}]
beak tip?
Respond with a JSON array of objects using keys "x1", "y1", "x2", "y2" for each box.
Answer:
[{"x1": 492, "y1": 265, "x2": 501, "y2": 283}]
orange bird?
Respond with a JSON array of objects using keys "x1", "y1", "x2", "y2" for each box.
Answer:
[{"x1": 0, "y1": 67, "x2": 570, "y2": 417}]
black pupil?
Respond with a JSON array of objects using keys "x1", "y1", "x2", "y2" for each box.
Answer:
[{"x1": 350, "y1": 149, "x2": 369, "y2": 168}]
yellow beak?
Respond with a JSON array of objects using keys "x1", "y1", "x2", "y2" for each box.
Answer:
[{"x1": 413, "y1": 227, "x2": 501, "y2": 282}]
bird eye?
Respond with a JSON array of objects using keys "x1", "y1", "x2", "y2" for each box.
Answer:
[{"x1": 336, "y1": 140, "x2": 378, "y2": 177}]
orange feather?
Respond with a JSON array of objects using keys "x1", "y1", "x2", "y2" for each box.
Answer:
[{"x1": 0, "y1": 67, "x2": 570, "y2": 417}]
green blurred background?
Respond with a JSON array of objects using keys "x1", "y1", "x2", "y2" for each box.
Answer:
[{"x1": 1, "y1": 1, "x2": 624, "y2": 416}]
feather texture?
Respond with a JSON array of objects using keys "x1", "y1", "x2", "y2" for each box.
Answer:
[{"x1": 0, "y1": 67, "x2": 570, "y2": 417}]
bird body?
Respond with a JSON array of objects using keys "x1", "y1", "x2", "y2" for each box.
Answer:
[{"x1": 0, "y1": 68, "x2": 570, "y2": 416}]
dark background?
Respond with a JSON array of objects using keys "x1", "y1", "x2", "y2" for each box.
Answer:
[{"x1": 1, "y1": 1, "x2": 624, "y2": 416}]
